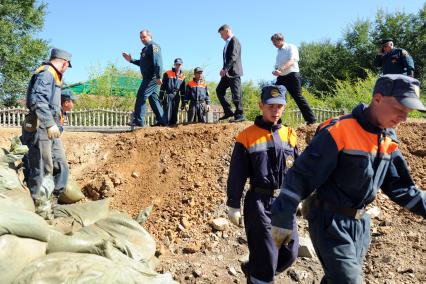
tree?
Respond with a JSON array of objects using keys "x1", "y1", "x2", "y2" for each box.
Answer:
[{"x1": 0, "y1": 0, "x2": 49, "y2": 107}]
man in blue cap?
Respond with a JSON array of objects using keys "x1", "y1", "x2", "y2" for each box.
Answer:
[
  {"x1": 374, "y1": 39, "x2": 415, "y2": 77},
  {"x1": 122, "y1": 29, "x2": 166, "y2": 127},
  {"x1": 226, "y1": 85, "x2": 299, "y2": 284},
  {"x1": 21, "y1": 47, "x2": 72, "y2": 219},
  {"x1": 160, "y1": 58, "x2": 186, "y2": 126},
  {"x1": 270, "y1": 74, "x2": 426, "y2": 283}
]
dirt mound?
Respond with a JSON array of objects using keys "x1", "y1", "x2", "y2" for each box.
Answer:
[{"x1": 1, "y1": 120, "x2": 425, "y2": 283}]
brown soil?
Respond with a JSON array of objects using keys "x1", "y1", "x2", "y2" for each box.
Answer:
[{"x1": 1, "y1": 120, "x2": 425, "y2": 284}]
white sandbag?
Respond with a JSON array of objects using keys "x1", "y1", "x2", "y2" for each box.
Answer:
[
  {"x1": 12, "y1": 252, "x2": 178, "y2": 284},
  {"x1": 53, "y1": 198, "x2": 110, "y2": 226},
  {"x1": 0, "y1": 234, "x2": 46, "y2": 284}
]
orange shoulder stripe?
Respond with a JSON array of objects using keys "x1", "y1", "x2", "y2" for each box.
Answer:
[{"x1": 327, "y1": 118, "x2": 398, "y2": 155}]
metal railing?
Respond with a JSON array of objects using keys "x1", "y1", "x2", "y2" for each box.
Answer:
[{"x1": 0, "y1": 106, "x2": 345, "y2": 131}]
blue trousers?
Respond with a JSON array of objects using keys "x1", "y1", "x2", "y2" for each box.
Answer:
[
  {"x1": 243, "y1": 190, "x2": 299, "y2": 283},
  {"x1": 308, "y1": 208, "x2": 371, "y2": 284},
  {"x1": 134, "y1": 79, "x2": 165, "y2": 126},
  {"x1": 162, "y1": 92, "x2": 180, "y2": 125}
]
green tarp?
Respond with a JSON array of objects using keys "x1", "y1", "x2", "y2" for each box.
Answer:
[{"x1": 65, "y1": 75, "x2": 141, "y2": 97}]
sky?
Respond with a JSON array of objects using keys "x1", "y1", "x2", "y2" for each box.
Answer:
[{"x1": 37, "y1": 0, "x2": 425, "y2": 85}]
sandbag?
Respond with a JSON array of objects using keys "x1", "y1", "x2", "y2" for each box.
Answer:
[
  {"x1": 53, "y1": 198, "x2": 110, "y2": 226},
  {"x1": 58, "y1": 175, "x2": 85, "y2": 204},
  {"x1": 12, "y1": 252, "x2": 178, "y2": 284},
  {"x1": 0, "y1": 234, "x2": 46, "y2": 284},
  {"x1": 48, "y1": 217, "x2": 82, "y2": 235},
  {"x1": 0, "y1": 138, "x2": 28, "y2": 192},
  {"x1": 0, "y1": 189, "x2": 35, "y2": 212},
  {"x1": 78, "y1": 212, "x2": 156, "y2": 261},
  {"x1": 0, "y1": 199, "x2": 50, "y2": 242}
]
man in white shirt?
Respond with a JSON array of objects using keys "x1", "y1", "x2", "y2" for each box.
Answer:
[{"x1": 271, "y1": 33, "x2": 316, "y2": 125}]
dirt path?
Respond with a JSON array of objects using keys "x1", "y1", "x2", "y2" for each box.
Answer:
[{"x1": 1, "y1": 120, "x2": 425, "y2": 283}]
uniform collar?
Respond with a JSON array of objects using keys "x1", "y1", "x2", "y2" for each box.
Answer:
[{"x1": 254, "y1": 115, "x2": 282, "y2": 131}]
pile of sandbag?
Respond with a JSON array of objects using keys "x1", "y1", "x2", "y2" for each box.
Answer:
[{"x1": 0, "y1": 138, "x2": 178, "y2": 284}]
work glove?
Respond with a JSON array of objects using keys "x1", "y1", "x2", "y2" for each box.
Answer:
[
  {"x1": 227, "y1": 206, "x2": 242, "y2": 227},
  {"x1": 47, "y1": 125, "x2": 61, "y2": 139},
  {"x1": 271, "y1": 226, "x2": 292, "y2": 248},
  {"x1": 205, "y1": 105, "x2": 210, "y2": 112}
]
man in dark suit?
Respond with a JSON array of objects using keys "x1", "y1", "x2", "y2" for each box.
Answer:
[{"x1": 216, "y1": 24, "x2": 245, "y2": 122}]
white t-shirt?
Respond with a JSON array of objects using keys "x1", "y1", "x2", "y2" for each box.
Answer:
[{"x1": 275, "y1": 42, "x2": 299, "y2": 75}]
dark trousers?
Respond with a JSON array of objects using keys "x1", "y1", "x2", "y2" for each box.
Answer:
[
  {"x1": 216, "y1": 76, "x2": 243, "y2": 118},
  {"x1": 133, "y1": 79, "x2": 165, "y2": 126},
  {"x1": 162, "y1": 92, "x2": 180, "y2": 125},
  {"x1": 276, "y1": 72, "x2": 316, "y2": 124},
  {"x1": 308, "y1": 207, "x2": 370, "y2": 284},
  {"x1": 187, "y1": 101, "x2": 207, "y2": 123},
  {"x1": 243, "y1": 190, "x2": 299, "y2": 283},
  {"x1": 21, "y1": 130, "x2": 69, "y2": 195}
]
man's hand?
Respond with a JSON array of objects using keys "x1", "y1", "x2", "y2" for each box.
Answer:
[
  {"x1": 271, "y1": 226, "x2": 292, "y2": 248},
  {"x1": 220, "y1": 69, "x2": 226, "y2": 77},
  {"x1": 272, "y1": 69, "x2": 283, "y2": 77},
  {"x1": 184, "y1": 104, "x2": 189, "y2": 111},
  {"x1": 205, "y1": 105, "x2": 210, "y2": 112},
  {"x1": 227, "y1": 206, "x2": 242, "y2": 227},
  {"x1": 122, "y1": 52, "x2": 132, "y2": 62},
  {"x1": 47, "y1": 125, "x2": 60, "y2": 139},
  {"x1": 156, "y1": 79, "x2": 162, "y2": 86}
]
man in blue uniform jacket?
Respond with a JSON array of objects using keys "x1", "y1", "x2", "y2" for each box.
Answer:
[
  {"x1": 374, "y1": 38, "x2": 415, "y2": 77},
  {"x1": 271, "y1": 74, "x2": 426, "y2": 283},
  {"x1": 122, "y1": 29, "x2": 166, "y2": 127}
]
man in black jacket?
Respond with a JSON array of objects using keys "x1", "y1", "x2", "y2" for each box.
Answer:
[{"x1": 216, "y1": 24, "x2": 244, "y2": 122}]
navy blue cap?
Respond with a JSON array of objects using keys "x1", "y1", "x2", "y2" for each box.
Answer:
[
  {"x1": 380, "y1": 38, "x2": 393, "y2": 45},
  {"x1": 194, "y1": 67, "x2": 203, "y2": 73},
  {"x1": 61, "y1": 89, "x2": 76, "y2": 101},
  {"x1": 261, "y1": 85, "x2": 286, "y2": 105},
  {"x1": 373, "y1": 74, "x2": 425, "y2": 112},
  {"x1": 174, "y1": 58, "x2": 183, "y2": 65},
  {"x1": 50, "y1": 48, "x2": 72, "y2": 67}
]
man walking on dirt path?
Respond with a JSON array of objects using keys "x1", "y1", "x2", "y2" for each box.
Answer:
[
  {"x1": 271, "y1": 74, "x2": 426, "y2": 283},
  {"x1": 160, "y1": 58, "x2": 186, "y2": 126},
  {"x1": 226, "y1": 85, "x2": 299, "y2": 284},
  {"x1": 21, "y1": 48, "x2": 72, "y2": 219},
  {"x1": 271, "y1": 33, "x2": 316, "y2": 125},
  {"x1": 122, "y1": 29, "x2": 166, "y2": 127},
  {"x1": 374, "y1": 38, "x2": 415, "y2": 77},
  {"x1": 216, "y1": 24, "x2": 245, "y2": 123}
]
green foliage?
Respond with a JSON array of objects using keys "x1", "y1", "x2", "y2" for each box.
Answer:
[
  {"x1": 323, "y1": 70, "x2": 376, "y2": 111},
  {"x1": 73, "y1": 63, "x2": 139, "y2": 110},
  {"x1": 300, "y1": 4, "x2": 426, "y2": 97},
  {"x1": 0, "y1": 0, "x2": 49, "y2": 107}
]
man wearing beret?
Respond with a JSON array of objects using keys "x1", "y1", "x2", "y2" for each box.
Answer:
[
  {"x1": 21, "y1": 48, "x2": 72, "y2": 219},
  {"x1": 226, "y1": 85, "x2": 299, "y2": 283},
  {"x1": 122, "y1": 29, "x2": 166, "y2": 127},
  {"x1": 374, "y1": 39, "x2": 415, "y2": 77},
  {"x1": 271, "y1": 74, "x2": 426, "y2": 283}
]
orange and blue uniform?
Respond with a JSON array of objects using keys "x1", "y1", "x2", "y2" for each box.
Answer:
[
  {"x1": 184, "y1": 79, "x2": 210, "y2": 123},
  {"x1": 227, "y1": 116, "x2": 299, "y2": 283},
  {"x1": 21, "y1": 63, "x2": 69, "y2": 200},
  {"x1": 271, "y1": 103, "x2": 426, "y2": 283},
  {"x1": 160, "y1": 68, "x2": 186, "y2": 125}
]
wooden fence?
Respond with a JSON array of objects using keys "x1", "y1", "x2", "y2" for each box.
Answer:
[{"x1": 0, "y1": 107, "x2": 344, "y2": 131}]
